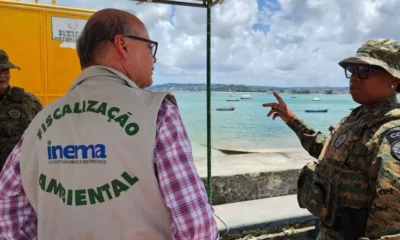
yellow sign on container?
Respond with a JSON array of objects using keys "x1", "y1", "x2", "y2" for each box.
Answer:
[{"x1": 0, "y1": 0, "x2": 94, "y2": 105}]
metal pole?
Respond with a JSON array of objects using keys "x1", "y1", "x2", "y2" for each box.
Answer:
[{"x1": 206, "y1": 5, "x2": 212, "y2": 203}]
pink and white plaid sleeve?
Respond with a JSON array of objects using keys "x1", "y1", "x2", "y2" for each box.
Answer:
[
  {"x1": 154, "y1": 98, "x2": 219, "y2": 240},
  {"x1": 0, "y1": 140, "x2": 37, "y2": 240}
]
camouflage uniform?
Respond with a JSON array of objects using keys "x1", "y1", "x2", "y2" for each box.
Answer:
[
  {"x1": 0, "y1": 50, "x2": 42, "y2": 170},
  {"x1": 292, "y1": 39, "x2": 400, "y2": 239}
]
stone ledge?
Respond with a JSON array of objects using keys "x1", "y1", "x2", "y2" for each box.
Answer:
[
  {"x1": 195, "y1": 151, "x2": 314, "y2": 205},
  {"x1": 213, "y1": 194, "x2": 317, "y2": 235},
  {"x1": 202, "y1": 169, "x2": 302, "y2": 205}
]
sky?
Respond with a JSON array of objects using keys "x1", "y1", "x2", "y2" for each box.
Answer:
[{"x1": 22, "y1": 0, "x2": 400, "y2": 87}]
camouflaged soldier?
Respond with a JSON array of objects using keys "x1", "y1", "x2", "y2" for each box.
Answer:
[
  {"x1": 263, "y1": 39, "x2": 400, "y2": 240},
  {"x1": 0, "y1": 49, "x2": 42, "y2": 170}
]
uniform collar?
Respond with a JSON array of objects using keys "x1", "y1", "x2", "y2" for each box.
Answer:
[
  {"x1": 362, "y1": 94, "x2": 399, "y2": 114},
  {"x1": 68, "y1": 66, "x2": 140, "y2": 92},
  {"x1": 350, "y1": 94, "x2": 399, "y2": 121},
  {"x1": 0, "y1": 86, "x2": 12, "y2": 103},
  {"x1": 2, "y1": 86, "x2": 12, "y2": 97}
]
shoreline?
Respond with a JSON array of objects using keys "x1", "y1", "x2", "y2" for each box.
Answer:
[
  {"x1": 168, "y1": 90, "x2": 351, "y2": 95},
  {"x1": 194, "y1": 148, "x2": 312, "y2": 177},
  {"x1": 210, "y1": 146, "x2": 303, "y2": 155},
  {"x1": 191, "y1": 145, "x2": 305, "y2": 159}
]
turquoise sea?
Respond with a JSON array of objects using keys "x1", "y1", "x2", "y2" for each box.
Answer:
[{"x1": 171, "y1": 91, "x2": 363, "y2": 158}]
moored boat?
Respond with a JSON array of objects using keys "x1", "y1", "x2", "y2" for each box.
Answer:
[
  {"x1": 216, "y1": 106, "x2": 235, "y2": 111},
  {"x1": 305, "y1": 109, "x2": 328, "y2": 113}
]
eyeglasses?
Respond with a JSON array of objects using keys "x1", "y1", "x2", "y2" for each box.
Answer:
[
  {"x1": 344, "y1": 64, "x2": 384, "y2": 80},
  {"x1": 110, "y1": 35, "x2": 158, "y2": 58}
]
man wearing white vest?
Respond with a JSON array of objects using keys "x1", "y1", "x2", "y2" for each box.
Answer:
[{"x1": 0, "y1": 8, "x2": 218, "y2": 240}]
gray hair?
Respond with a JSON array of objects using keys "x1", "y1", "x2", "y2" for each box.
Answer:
[{"x1": 76, "y1": 9, "x2": 136, "y2": 69}]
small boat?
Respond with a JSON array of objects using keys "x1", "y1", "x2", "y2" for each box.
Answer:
[
  {"x1": 305, "y1": 109, "x2": 328, "y2": 113},
  {"x1": 216, "y1": 106, "x2": 235, "y2": 111},
  {"x1": 291, "y1": 96, "x2": 296, "y2": 98},
  {"x1": 312, "y1": 97, "x2": 321, "y2": 101},
  {"x1": 240, "y1": 95, "x2": 252, "y2": 99},
  {"x1": 226, "y1": 91, "x2": 239, "y2": 101}
]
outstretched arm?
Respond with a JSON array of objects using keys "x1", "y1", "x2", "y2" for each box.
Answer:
[
  {"x1": 263, "y1": 92, "x2": 327, "y2": 159},
  {"x1": 286, "y1": 116, "x2": 327, "y2": 159}
]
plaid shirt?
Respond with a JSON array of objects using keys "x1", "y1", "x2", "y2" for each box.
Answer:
[{"x1": 0, "y1": 98, "x2": 218, "y2": 240}]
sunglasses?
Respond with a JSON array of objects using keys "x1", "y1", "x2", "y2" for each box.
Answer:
[
  {"x1": 344, "y1": 64, "x2": 384, "y2": 80},
  {"x1": 110, "y1": 35, "x2": 158, "y2": 58}
]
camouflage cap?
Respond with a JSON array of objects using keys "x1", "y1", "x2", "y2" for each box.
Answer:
[
  {"x1": 338, "y1": 38, "x2": 400, "y2": 79},
  {"x1": 0, "y1": 49, "x2": 20, "y2": 71}
]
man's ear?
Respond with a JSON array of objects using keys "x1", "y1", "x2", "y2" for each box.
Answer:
[{"x1": 112, "y1": 35, "x2": 129, "y2": 58}]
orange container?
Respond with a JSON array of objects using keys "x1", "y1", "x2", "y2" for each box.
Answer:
[{"x1": 0, "y1": 0, "x2": 94, "y2": 105}]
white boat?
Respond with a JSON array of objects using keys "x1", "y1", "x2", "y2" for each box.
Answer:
[
  {"x1": 216, "y1": 106, "x2": 235, "y2": 111},
  {"x1": 226, "y1": 91, "x2": 239, "y2": 101},
  {"x1": 240, "y1": 95, "x2": 252, "y2": 99},
  {"x1": 312, "y1": 97, "x2": 321, "y2": 101}
]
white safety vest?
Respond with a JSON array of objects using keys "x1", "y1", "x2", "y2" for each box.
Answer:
[{"x1": 20, "y1": 66, "x2": 176, "y2": 240}]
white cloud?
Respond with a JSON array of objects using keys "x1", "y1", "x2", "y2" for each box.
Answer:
[{"x1": 22, "y1": 0, "x2": 400, "y2": 87}]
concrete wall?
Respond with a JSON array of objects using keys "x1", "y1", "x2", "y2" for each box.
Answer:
[
  {"x1": 201, "y1": 169, "x2": 301, "y2": 205},
  {"x1": 194, "y1": 150, "x2": 314, "y2": 205}
]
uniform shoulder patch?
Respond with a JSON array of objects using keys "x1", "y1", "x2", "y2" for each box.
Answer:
[
  {"x1": 334, "y1": 133, "x2": 348, "y2": 149},
  {"x1": 385, "y1": 130, "x2": 400, "y2": 144},
  {"x1": 386, "y1": 130, "x2": 400, "y2": 161}
]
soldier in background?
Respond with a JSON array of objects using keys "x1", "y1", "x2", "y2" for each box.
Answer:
[
  {"x1": 263, "y1": 39, "x2": 400, "y2": 239},
  {"x1": 0, "y1": 49, "x2": 42, "y2": 170}
]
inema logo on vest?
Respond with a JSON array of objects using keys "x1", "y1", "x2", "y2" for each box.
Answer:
[{"x1": 47, "y1": 140, "x2": 107, "y2": 160}]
